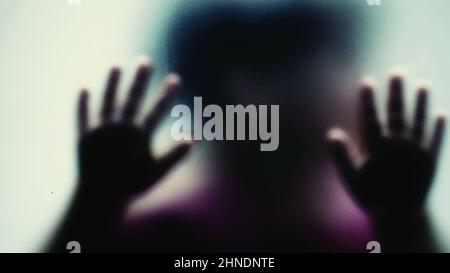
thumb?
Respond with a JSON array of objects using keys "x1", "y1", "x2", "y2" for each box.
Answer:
[{"x1": 153, "y1": 141, "x2": 194, "y2": 181}]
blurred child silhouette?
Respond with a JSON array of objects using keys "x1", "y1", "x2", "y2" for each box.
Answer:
[{"x1": 49, "y1": 0, "x2": 446, "y2": 253}]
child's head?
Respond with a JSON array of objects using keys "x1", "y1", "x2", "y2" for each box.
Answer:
[
  {"x1": 165, "y1": 0, "x2": 362, "y2": 195},
  {"x1": 167, "y1": 0, "x2": 360, "y2": 104}
]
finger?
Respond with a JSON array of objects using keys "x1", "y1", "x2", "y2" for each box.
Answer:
[
  {"x1": 122, "y1": 58, "x2": 153, "y2": 123},
  {"x1": 101, "y1": 67, "x2": 121, "y2": 124},
  {"x1": 78, "y1": 89, "x2": 89, "y2": 136},
  {"x1": 144, "y1": 74, "x2": 181, "y2": 135},
  {"x1": 359, "y1": 78, "x2": 381, "y2": 153},
  {"x1": 429, "y1": 113, "x2": 447, "y2": 163},
  {"x1": 387, "y1": 74, "x2": 406, "y2": 135},
  {"x1": 327, "y1": 128, "x2": 358, "y2": 184},
  {"x1": 154, "y1": 141, "x2": 193, "y2": 181},
  {"x1": 412, "y1": 87, "x2": 428, "y2": 143}
]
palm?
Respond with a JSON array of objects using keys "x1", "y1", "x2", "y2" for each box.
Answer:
[
  {"x1": 354, "y1": 137, "x2": 432, "y2": 214},
  {"x1": 328, "y1": 74, "x2": 446, "y2": 217},
  {"x1": 80, "y1": 124, "x2": 154, "y2": 195}
]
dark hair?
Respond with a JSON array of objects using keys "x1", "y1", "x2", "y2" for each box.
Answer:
[{"x1": 166, "y1": 0, "x2": 360, "y2": 102}]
